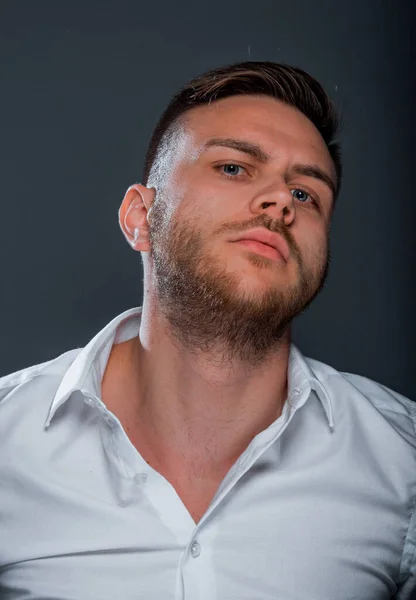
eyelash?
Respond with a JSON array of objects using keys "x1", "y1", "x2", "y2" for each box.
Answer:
[{"x1": 215, "y1": 163, "x2": 319, "y2": 207}]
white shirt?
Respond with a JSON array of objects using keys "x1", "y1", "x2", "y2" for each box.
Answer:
[{"x1": 0, "y1": 306, "x2": 415, "y2": 600}]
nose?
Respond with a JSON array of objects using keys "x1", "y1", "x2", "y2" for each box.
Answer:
[{"x1": 250, "y1": 182, "x2": 296, "y2": 224}]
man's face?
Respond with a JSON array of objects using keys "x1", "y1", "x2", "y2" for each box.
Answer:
[{"x1": 146, "y1": 95, "x2": 336, "y2": 367}]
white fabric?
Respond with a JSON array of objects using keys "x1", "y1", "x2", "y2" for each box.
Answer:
[{"x1": 0, "y1": 306, "x2": 415, "y2": 600}]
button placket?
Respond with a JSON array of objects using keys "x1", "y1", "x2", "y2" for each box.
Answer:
[{"x1": 103, "y1": 413, "x2": 114, "y2": 427}]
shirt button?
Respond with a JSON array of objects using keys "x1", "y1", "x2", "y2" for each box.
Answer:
[
  {"x1": 190, "y1": 541, "x2": 201, "y2": 558},
  {"x1": 84, "y1": 397, "x2": 96, "y2": 407},
  {"x1": 134, "y1": 473, "x2": 148, "y2": 485}
]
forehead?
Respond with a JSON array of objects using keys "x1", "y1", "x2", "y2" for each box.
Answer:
[{"x1": 180, "y1": 95, "x2": 334, "y2": 174}]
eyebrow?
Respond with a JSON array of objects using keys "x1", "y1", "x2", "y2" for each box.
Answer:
[
  {"x1": 204, "y1": 137, "x2": 270, "y2": 163},
  {"x1": 203, "y1": 137, "x2": 337, "y2": 198}
]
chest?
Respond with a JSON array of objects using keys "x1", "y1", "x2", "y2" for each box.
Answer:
[
  {"x1": 166, "y1": 476, "x2": 223, "y2": 524},
  {"x1": 2, "y1": 460, "x2": 405, "y2": 600},
  {"x1": 122, "y1": 422, "x2": 234, "y2": 524}
]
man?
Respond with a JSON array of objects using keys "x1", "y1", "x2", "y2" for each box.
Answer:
[{"x1": 0, "y1": 61, "x2": 414, "y2": 599}]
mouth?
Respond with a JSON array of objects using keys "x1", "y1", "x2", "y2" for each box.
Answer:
[
  {"x1": 229, "y1": 228, "x2": 290, "y2": 263},
  {"x1": 233, "y1": 239, "x2": 285, "y2": 261}
]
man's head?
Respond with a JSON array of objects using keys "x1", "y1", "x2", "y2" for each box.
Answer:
[
  {"x1": 142, "y1": 61, "x2": 342, "y2": 199},
  {"x1": 120, "y1": 61, "x2": 342, "y2": 368}
]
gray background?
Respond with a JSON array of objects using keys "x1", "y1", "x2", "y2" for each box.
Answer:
[{"x1": 0, "y1": 0, "x2": 414, "y2": 399}]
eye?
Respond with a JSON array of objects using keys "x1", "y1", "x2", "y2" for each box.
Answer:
[
  {"x1": 291, "y1": 188, "x2": 316, "y2": 205},
  {"x1": 218, "y1": 163, "x2": 247, "y2": 178}
]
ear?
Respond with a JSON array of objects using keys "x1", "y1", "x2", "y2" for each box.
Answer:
[{"x1": 119, "y1": 183, "x2": 156, "y2": 252}]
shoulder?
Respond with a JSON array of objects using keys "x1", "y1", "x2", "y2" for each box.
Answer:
[
  {"x1": 0, "y1": 348, "x2": 81, "y2": 412},
  {"x1": 305, "y1": 354, "x2": 416, "y2": 448}
]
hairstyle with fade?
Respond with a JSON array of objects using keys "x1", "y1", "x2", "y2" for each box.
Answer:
[{"x1": 142, "y1": 61, "x2": 343, "y2": 205}]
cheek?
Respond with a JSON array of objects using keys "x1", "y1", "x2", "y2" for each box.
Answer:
[
  {"x1": 178, "y1": 166, "x2": 249, "y2": 222},
  {"x1": 299, "y1": 227, "x2": 328, "y2": 265},
  {"x1": 171, "y1": 197, "x2": 215, "y2": 243},
  {"x1": 179, "y1": 185, "x2": 229, "y2": 226}
]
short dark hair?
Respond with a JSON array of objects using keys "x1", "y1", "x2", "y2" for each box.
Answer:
[{"x1": 142, "y1": 61, "x2": 343, "y2": 203}]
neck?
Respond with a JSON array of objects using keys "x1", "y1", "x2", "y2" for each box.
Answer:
[{"x1": 101, "y1": 300, "x2": 290, "y2": 480}]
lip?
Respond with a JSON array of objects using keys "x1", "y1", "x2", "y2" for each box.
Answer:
[
  {"x1": 230, "y1": 228, "x2": 290, "y2": 262},
  {"x1": 234, "y1": 239, "x2": 284, "y2": 261}
]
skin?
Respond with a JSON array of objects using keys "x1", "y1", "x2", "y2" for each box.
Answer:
[{"x1": 101, "y1": 95, "x2": 336, "y2": 520}]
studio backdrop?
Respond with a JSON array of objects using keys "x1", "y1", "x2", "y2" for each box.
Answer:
[{"x1": 0, "y1": 0, "x2": 414, "y2": 399}]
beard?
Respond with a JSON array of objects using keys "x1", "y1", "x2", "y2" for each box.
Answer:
[{"x1": 146, "y1": 193, "x2": 331, "y2": 370}]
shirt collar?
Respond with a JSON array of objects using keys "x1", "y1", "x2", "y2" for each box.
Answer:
[{"x1": 45, "y1": 307, "x2": 334, "y2": 430}]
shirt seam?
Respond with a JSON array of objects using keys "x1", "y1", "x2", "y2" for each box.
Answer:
[
  {"x1": 396, "y1": 404, "x2": 416, "y2": 586},
  {"x1": 395, "y1": 482, "x2": 416, "y2": 587}
]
